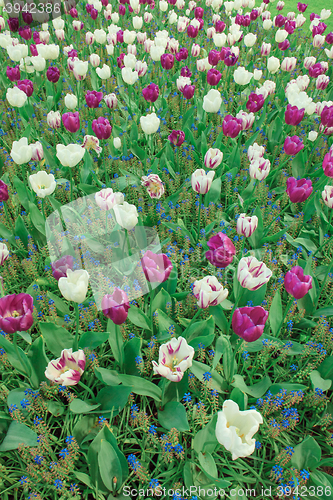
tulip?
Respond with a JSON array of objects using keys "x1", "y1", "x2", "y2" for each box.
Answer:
[
  {"x1": 285, "y1": 104, "x2": 305, "y2": 126},
  {"x1": 85, "y1": 90, "x2": 103, "y2": 108},
  {"x1": 308, "y1": 131, "x2": 318, "y2": 142},
  {"x1": 322, "y1": 186, "x2": 333, "y2": 208},
  {"x1": 236, "y1": 214, "x2": 258, "y2": 237},
  {"x1": 177, "y1": 76, "x2": 191, "y2": 92},
  {"x1": 51, "y1": 256, "x2": 74, "y2": 281},
  {"x1": 140, "y1": 113, "x2": 160, "y2": 135},
  {"x1": 104, "y1": 93, "x2": 118, "y2": 109},
  {"x1": 237, "y1": 256, "x2": 272, "y2": 291},
  {"x1": 102, "y1": 288, "x2": 130, "y2": 325},
  {"x1": 248, "y1": 143, "x2": 265, "y2": 161},
  {"x1": 232, "y1": 306, "x2": 268, "y2": 342},
  {"x1": 0, "y1": 293, "x2": 34, "y2": 334},
  {"x1": 114, "y1": 137, "x2": 121, "y2": 149},
  {"x1": 205, "y1": 232, "x2": 236, "y2": 268},
  {"x1": 207, "y1": 68, "x2": 222, "y2": 86},
  {"x1": 193, "y1": 275, "x2": 228, "y2": 309},
  {"x1": 46, "y1": 66, "x2": 60, "y2": 83},
  {"x1": 141, "y1": 251, "x2": 173, "y2": 283},
  {"x1": 191, "y1": 43, "x2": 200, "y2": 57},
  {"x1": 215, "y1": 400, "x2": 263, "y2": 460},
  {"x1": 236, "y1": 111, "x2": 255, "y2": 131},
  {"x1": 29, "y1": 171, "x2": 56, "y2": 198},
  {"x1": 281, "y1": 57, "x2": 297, "y2": 72},
  {"x1": 96, "y1": 64, "x2": 111, "y2": 79},
  {"x1": 284, "y1": 266, "x2": 312, "y2": 299},
  {"x1": 321, "y1": 106, "x2": 333, "y2": 128},
  {"x1": 297, "y1": 2, "x2": 308, "y2": 12},
  {"x1": 323, "y1": 152, "x2": 333, "y2": 177},
  {"x1": 267, "y1": 56, "x2": 280, "y2": 74},
  {"x1": 62, "y1": 112, "x2": 80, "y2": 133},
  {"x1": 191, "y1": 169, "x2": 215, "y2": 194},
  {"x1": 168, "y1": 130, "x2": 185, "y2": 146},
  {"x1": 316, "y1": 75, "x2": 330, "y2": 90},
  {"x1": 152, "y1": 336, "x2": 194, "y2": 382},
  {"x1": 0, "y1": 181, "x2": 9, "y2": 202},
  {"x1": 279, "y1": 40, "x2": 290, "y2": 51},
  {"x1": 286, "y1": 177, "x2": 312, "y2": 203},
  {"x1": 47, "y1": 110, "x2": 61, "y2": 129},
  {"x1": 161, "y1": 53, "x2": 174, "y2": 69},
  {"x1": 92, "y1": 117, "x2": 112, "y2": 140},
  {"x1": 204, "y1": 148, "x2": 223, "y2": 169},
  {"x1": 16, "y1": 79, "x2": 34, "y2": 97},
  {"x1": 222, "y1": 115, "x2": 243, "y2": 138},
  {"x1": 261, "y1": 42, "x2": 271, "y2": 56},
  {"x1": 113, "y1": 202, "x2": 138, "y2": 230},
  {"x1": 208, "y1": 49, "x2": 220, "y2": 66},
  {"x1": 142, "y1": 83, "x2": 159, "y2": 103},
  {"x1": 0, "y1": 243, "x2": 9, "y2": 266},
  {"x1": 321, "y1": 9, "x2": 331, "y2": 20},
  {"x1": 326, "y1": 32, "x2": 333, "y2": 44},
  {"x1": 6, "y1": 87, "x2": 27, "y2": 108},
  {"x1": 246, "y1": 93, "x2": 265, "y2": 113},
  {"x1": 284, "y1": 136, "x2": 304, "y2": 155},
  {"x1": 56, "y1": 144, "x2": 85, "y2": 167},
  {"x1": 10, "y1": 138, "x2": 32, "y2": 165},
  {"x1": 141, "y1": 174, "x2": 165, "y2": 199},
  {"x1": 233, "y1": 67, "x2": 253, "y2": 85},
  {"x1": 95, "y1": 188, "x2": 124, "y2": 210},
  {"x1": 64, "y1": 93, "x2": 78, "y2": 110},
  {"x1": 202, "y1": 89, "x2": 222, "y2": 113},
  {"x1": 249, "y1": 158, "x2": 271, "y2": 181},
  {"x1": 6, "y1": 65, "x2": 20, "y2": 82},
  {"x1": 58, "y1": 269, "x2": 89, "y2": 304},
  {"x1": 45, "y1": 349, "x2": 85, "y2": 386}
]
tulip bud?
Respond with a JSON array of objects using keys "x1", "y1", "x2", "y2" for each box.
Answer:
[
  {"x1": 191, "y1": 169, "x2": 215, "y2": 194},
  {"x1": 204, "y1": 148, "x2": 223, "y2": 169},
  {"x1": 284, "y1": 266, "x2": 312, "y2": 299},
  {"x1": 238, "y1": 256, "x2": 272, "y2": 291},
  {"x1": 47, "y1": 110, "x2": 61, "y2": 129},
  {"x1": 236, "y1": 213, "x2": 258, "y2": 237},
  {"x1": 232, "y1": 306, "x2": 268, "y2": 341}
]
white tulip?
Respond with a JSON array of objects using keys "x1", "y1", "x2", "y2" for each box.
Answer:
[
  {"x1": 29, "y1": 171, "x2": 56, "y2": 198},
  {"x1": 64, "y1": 94, "x2": 78, "y2": 110},
  {"x1": 59, "y1": 269, "x2": 90, "y2": 304},
  {"x1": 56, "y1": 144, "x2": 85, "y2": 167},
  {"x1": 140, "y1": 113, "x2": 160, "y2": 134},
  {"x1": 203, "y1": 89, "x2": 222, "y2": 113},
  {"x1": 6, "y1": 87, "x2": 27, "y2": 108},
  {"x1": 96, "y1": 64, "x2": 111, "y2": 79},
  {"x1": 10, "y1": 138, "x2": 32, "y2": 165},
  {"x1": 113, "y1": 202, "x2": 138, "y2": 230}
]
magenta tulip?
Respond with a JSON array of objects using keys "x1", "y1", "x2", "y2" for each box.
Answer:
[
  {"x1": 285, "y1": 104, "x2": 305, "y2": 126},
  {"x1": 0, "y1": 293, "x2": 34, "y2": 334},
  {"x1": 208, "y1": 49, "x2": 220, "y2": 67},
  {"x1": 275, "y1": 14, "x2": 285, "y2": 27},
  {"x1": 161, "y1": 53, "x2": 174, "y2": 70},
  {"x1": 92, "y1": 117, "x2": 112, "y2": 140},
  {"x1": 142, "y1": 83, "x2": 159, "y2": 103},
  {"x1": 46, "y1": 66, "x2": 60, "y2": 83},
  {"x1": 180, "y1": 66, "x2": 192, "y2": 78},
  {"x1": 222, "y1": 115, "x2": 242, "y2": 138},
  {"x1": 0, "y1": 181, "x2": 9, "y2": 202},
  {"x1": 168, "y1": 130, "x2": 185, "y2": 146},
  {"x1": 246, "y1": 93, "x2": 265, "y2": 113},
  {"x1": 141, "y1": 251, "x2": 173, "y2": 283},
  {"x1": 284, "y1": 266, "x2": 312, "y2": 299},
  {"x1": 102, "y1": 288, "x2": 130, "y2": 325},
  {"x1": 85, "y1": 90, "x2": 103, "y2": 108},
  {"x1": 321, "y1": 106, "x2": 333, "y2": 128},
  {"x1": 6, "y1": 66, "x2": 20, "y2": 82},
  {"x1": 62, "y1": 112, "x2": 80, "y2": 133},
  {"x1": 187, "y1": 25, "x2": 199, "y2": 38},
  {"x1": 205, "y1": 232, "x2": 236, "y2": 269},
  {"x1": 182, "y1": 84, "x2": 195, "y2": 99},
  {"x1": 323, "y1": 152, "x2": 333, "y2": 177},
  {"x1": 286, "y1": 177, "x2": 312, "y2": 203},
  {"x1": 16, "y1": 79, "x2": 33, "y2": 97},
  {"x1": 297, "y1": 2, "x2": 308, "y2": 12},
  {"x1": 207, "y1": 68, "x2": 222, "y2": 86},
  {"x1": 51, "y1": 256, "x2": 74, "y2": 281},
  {"x1": 284, "y1": 136, "x2": 304, "y2": 155},
  {"x1": 232, "y1": 306, "x2": 268, "y2": 342},
  {"x1": 326, "y1": 32, "x2": 333, "y2": 44}
]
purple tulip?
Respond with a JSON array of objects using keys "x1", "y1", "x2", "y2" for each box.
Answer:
[
  {"x1": 279, "y1": 40, "x2": 290, "y2": 51},
  {"x1": 285, "y1": 104, "x2": 305, "y2": 126},
  {"x1": 232, "y1": 306, "x2": 268, "y2": 342},
  {"x1": 297, "y1": 2, "x2": 308, "y2": 12},
  {"x1": 321, "y1": 106, "x2": 333, "y2": 128},
  {"x1": 205, "y1": 232, "x2": 236, "y2": 269},
  {"x1": 285, "y1": 20, "x2": 296, "y2": 34},
  {"x1": 22, "y1": 11, "x2": 33, "y2": 24},
  {"x1": 222, "y1": 115, "x2": 242, "y2": 138},
  {"x1": 250, "y1": 9, "x2": 259, "y2": 20},
  {"x1": 207, "y1": 68, "x2": 222, "y2": 86},
  {"x1": 246, "y1": 93, "x2": 265, "y2": 113},
  {"x1": 323, "y1": 152, "x2": 333, "y2": 177},
  {"x1": 161, "y1": 53, "x2": 174, "y2": 70},
  {"x1": 51, "y1": 255, "x2": 74, "y2": 281},
  {"x1": 86, "y1": 3, "x2": 93, "y2": 12},
  {"x1": 224, "y1": 50, "x2": 238, "y2": 67},
  {"x1": 142, "y1": 83, "x2": 159, "y2": 103},
  {"x1": 90, "y1": 8, "x2": 98, "y2": 19},
  {"x1": 194, "y1": 6, "x2": 204, "y2": 18},
  {"x1": 7, "y1": 18, "x2": 19, "y2": 32},
  {"x1": 46, "y1": 66, "x2": 60, "y2": 83},
  {"x1": 102, "y1": 288, "x2": 130, "y2": 325},
  {"x1": 18, "y1": 26, "x2": 32, "y2": 40},
  {"x1": 69, "y1": 7, "x2": 78, "y2": 17},
  {"x1": 16, "y1": 79, "x2": 33, "y2": 97},
  {"x1": 168, "y1": 130, "x2": 185, "y2": 146},
  {"x1": 180, "y1": 66, "x2": 192, "y2": 78},
  {"x1": 284, "y1": 266, "x2": 312, "y2": 299},
  {"x1": 92, "y1": 117, "x2": 112, "y2": 140},
  {"x1": 118, "y1": 4, "x2": 126, "y2": 14},
  {"x1": 284, "y1": 136, "x2": 304, "y2": 155},
  {"x1": 0, "y1": 181, "x2": 9, "y2": 202},
  {"x1": 275, "y1": 14, "x2": 285, "y2": 27},
  {"x1": 117, "y1": 30, "x2": 124, "y2": 43},
  {"x1": 313, "y1": 23, "x2": 327, "y2": 36},
  {"x1": 187, "y1": 25, "x2": 199, "y2": 38},
  {"x1": 6, "y1": 65, "x2": 20, "y2": 82},
  {"x1": 141, "y1": 251, "x2": 173, "y2": 283},
  {"x1": 182, "y1": 84, "x2": 195, "y2": 99},
  {"x1": 85, "y1": 90, "x2": 103, "y2": 108},
  {"x1": 67, "y1": 49, "x2": 78, "y2": 58},
  {"x1": 309, "y1": 63, "x2": 326, "y2": 78},
  {"x1": 117, "y1": 54, "x2": 125, "y2": 69},
  {"x1": 286, "y1": 177, "x2": 313, "y2": 203},
  {"x1": 243, "y1": 15, "x2": 250, "y2": 27},
  {"x1": 208, "y1": 49, "x2": 220, "y2": 67},
  {"x1": 62, "y1": 112, "x2": 80, "y2": 133},
  {"x1": 310, "y1": 13, "x2": 320, "y2": 22},
  {"x1": 215, "y1": 20, "x2": 226, "y2": 32},
  {"x1": 326, "y1": 32, "x2": 333, "y2": 44},
  {"x1": 0, "y1": 293, "x2": 34, "y2": 334},
  {"x1": 175, "y1": 48, "x2": 188, "y2": 61},
  {"x1": 235, "y1": 13, "x2": 243, "y2": 25}
]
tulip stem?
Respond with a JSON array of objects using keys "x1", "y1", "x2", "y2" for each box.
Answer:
[
  {"x1": 78, "y1": 380, "x2": 95, "y2": 399},
  {"x1": 69, "y1": 169, "x2": 73, "y2": 202},
  {"x1": 276, "y1": 297, "x2": 295, "y2": 339},
  {"x1": 73, "y1": 303, "x2": 80, "y2": 351},
  {"x1": 196, "y1": 194, "x2": 202, "y2": 242}
]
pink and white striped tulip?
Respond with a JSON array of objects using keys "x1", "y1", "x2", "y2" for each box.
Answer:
[
  {"x1": 152, "y1": 337, "x2": 194, "y2": 382},
  {"x1": 237, "y1": 256, "x2": 272, "y2": 291},
  {"x1": 236, "y1": 214, "x2": 259, "y2": 237},
  {"x1": 45, "y1": 348, "x2": 86, "y2": 386},
  {"x1": 204, "y1": 148, "x2": 223, "y2": 169},
  {"x1": 191, "y1": 169, "x2": 215, "y2": 194},
  {"x1": 193, "y1": 275, "x2": 228, "y2": 309}
]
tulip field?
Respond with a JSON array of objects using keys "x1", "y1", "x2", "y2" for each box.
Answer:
[{"x1": 1, "y1": 0, "x2": 333, "y2": 498}]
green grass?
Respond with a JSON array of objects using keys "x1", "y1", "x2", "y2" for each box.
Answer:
[{"x1": 277, "y1": 0, "x2": 333, "y2": 32}]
